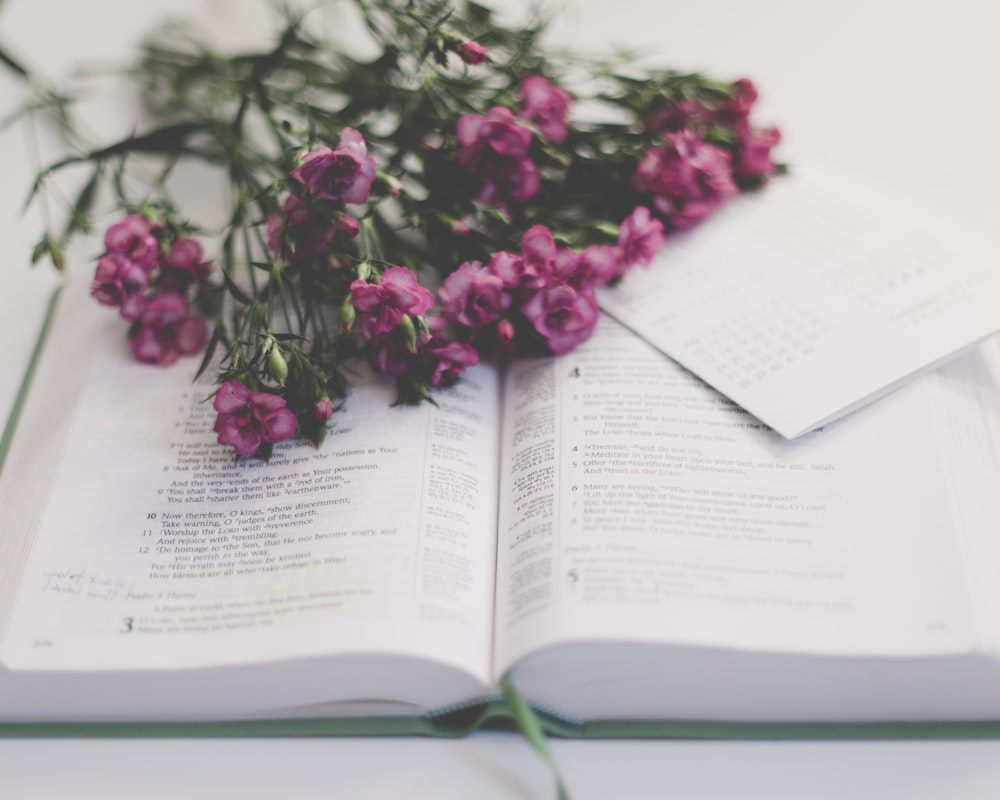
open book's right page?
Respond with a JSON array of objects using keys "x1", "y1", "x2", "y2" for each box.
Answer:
[
  {"x1": 597, "y1": 164, "x2": 1000, "y2": 438},
  {"x1": 494, "y1": 315, "x2": 979, "y2": 676}
]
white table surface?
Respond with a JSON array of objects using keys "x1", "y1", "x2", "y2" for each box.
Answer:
[{"x1": 2, "y1": 1, "x2": 1000, "y2": 797}]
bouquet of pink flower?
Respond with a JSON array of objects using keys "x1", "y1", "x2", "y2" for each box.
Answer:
[{"x1": 24, "y1": 0, "x2": 782, "y2": 458}]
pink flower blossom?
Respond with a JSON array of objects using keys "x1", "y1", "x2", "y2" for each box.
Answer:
[
  {"x1": 350, "y1": 266, "x2": 435, "y2": 339},
  {"x1": 290, "y1": 128, "x2": 376, "y2": 205},
  {"x1": 456, "y1": 107, "x2": 540, "y2": 208},
  {"x1": 91, "y1": 253, "x2": 151, "y2": 320},
  {"x1": 128, "y1": 292, "x2": 209, "y2": 366},
  {"x1": 551, "y1": 248, "x2": 586, "y2": 287},
  {"x1": 521, "y1": 225, "x2": 557, "y2": 270},
  {"x1": 483, "y1": 226, "x2": 559, "y2": 291},
  {"x1": 733, "y1": 126, "x2": 782, "y2": 186},
  {"x1": 719, "y1": 78, "x2": 759, "y2": 126},
  {"x1": 159, "y1": 237, "x2": 213, "y2": 291},
  {"x1": 457, "y1": 107, "x2": 532, "y2": 164},
  {"x1": 267, "y1": 195, "x2": 350, "y2": 262},
  {"x1": 438, "y1": 262, "x2": 512, "y2": 330},
  {"x1": 632, "y1": 130, "x2": 736, "y2": 229},
  {"x1": 458, "y1": 41, "x2": 487, "y2": 65},
  {"x1": 645, "y1": 99, "x2": 714, "y2": 135},
  {"x1": 213, "y1": 380, "x2": 298, "y2": 457},
  {"x1": 618, "y1": 206, "x2": 665, "y2": 268},
  {"x1": 578, "y1": 244, "x2": 625, "y2": 287},
  {"x1": 486, "y1": 250, "x2": 525, "y2": 289},
  {"x1": 369, "y1": 335, "x2": 416, "y2": 380},
  {"x1": 423, "y1": 340, "x2": 480, "y2": 387},
  {"x1": 518, "y1": 75, "x2": 571, "y2": 144},
  {"x1": 521, "y1": 281, "x2": 599, "y2": 355},
  {"x1": 104, "y1": 215, "x2": 159, "y2": 267}
]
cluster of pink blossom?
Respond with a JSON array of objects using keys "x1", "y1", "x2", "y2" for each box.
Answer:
[
  {"x1": 212, "y1": 380, "x2": 298, "y2": 457},
  {"x1": 267, "y1": 127, "x2": 373, "y2": 265},
  {"x1": 634, "y1": 78, "x2": 781, "y2": 230},
  {"x1": 348, "y1": 266, "x2": 481, "y2": 389},
  {"x1": 456, "y1": 75, "x2": 570, "y2": 211},
  {"x1": 90, "y1": 68, "x2": 779, "y2": 458},
  {"x1": 438, "y1": 207, "x2": 664, "y2": 355},
  {"x1": 90, "y1": 213, "x2": 210, "y2": 366}
]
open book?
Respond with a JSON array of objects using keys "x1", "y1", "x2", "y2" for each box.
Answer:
[{"x1": 1, "y1": 286, "x2": 1000, "y2": 735}]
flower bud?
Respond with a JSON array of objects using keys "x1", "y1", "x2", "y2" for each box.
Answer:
[
  {"x1": 335, "y1": 213, "x2": 361, "y2": 238},
  {"x1": 267, "y1": 346, "x2": 289, "y2": 386},
  {"x1": 375, "y1": 172, "x2": 402, "y2": 197},
  {"x1": 339, "y1": 295, "x2": 357, "y2": 333},
  {"x1": 312, "y1": 396, "x2": 334, "y2": 423},
  {"x1": 458, "y1": 41, "x2": 487, "y2": 65},
  {"x1": 355, "y1": 260, "x2": 373, "y2": 282},
  {"x1": 399, "y1": 315, "x2": 419, "y2": 353},
  {"x1": 496, "y1": 319, "x2": 515, "y2": 346}
]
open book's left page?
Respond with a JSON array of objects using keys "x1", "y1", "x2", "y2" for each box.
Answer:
[{"x1": 0, "y1": 287, "x2": 500, "y2": 720}]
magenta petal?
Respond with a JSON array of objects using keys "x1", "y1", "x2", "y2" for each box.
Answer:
[
  {"x1": 259, "y1": 407, "x2": 298, "y2": 443},
  {"x1": 248, "y1": 391, "x2": 288, "y2": 414},
  {"x1": 130, "y1": 327, "x2": 177, "y2": 366},
  {"x1": 175, "y1": 316, "x2": 210, "y2": 355},
  {"x1": 214, "y1": 380, "x2": 251, "y2": 414},
  {"x1": 215, "y1": 415, "x2": 262, "y2": 457}
]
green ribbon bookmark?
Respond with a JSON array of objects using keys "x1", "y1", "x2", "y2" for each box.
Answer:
[{"x1": 500, "y1": 675, "x2": 571, "y2": 800}]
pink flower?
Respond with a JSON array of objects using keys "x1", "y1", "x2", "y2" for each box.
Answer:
[
  {"x1": 368, "y1": 332, "x2": 423, "y2": 380},
  {"x1": 213, "y1": 380, "x2": 298, "y2": 457},
  {"x1": 267, "y1": 195, "x2": 345, "y2": 262},
  {"x1": 457, "y1": 107, "x2": 532, "y2": 164},
  {"x1": 438, "y1": 262, "x2": 512, "y2": 330},
  {"x1": 456, "y1": 107, "x2": 540, "y2": 208},
  {"x1": 733, "y1": 126, "x2": 782, "y2": 186},
  {"x1": 632, "y1": 130, "x2": 736, "y2": 229},
  {"x1": 484, "y1": 225, "x2": 562, "y2": 292},
  {"x1": 102, "y1": 214, "x2": 160, "y2": 272},
  {"x1": 518, "y1": 75, "x2": 571, "y2": 144},
  {"x1": 350, "y1": 266, "x2": 435, "y2": 339},
  {"x1": 290, "y1": 128, "x2": 376, "y2": 205},
  {"x1": 617, "y1": 206, "x2": 665, "y2": 268},
  {"x1": 521, "y1": 225, "x2": 557, "y2": 271},
  {"x1": 718, "y1": 78, "x2": 759, "y2": 127},
  {"x1": 645, "y1": 99, "x2": 713, "y2": 135},
  {"x1": 91, "y1": 253, "x2": 151, "y2": 320},
  {"x1": 159, "y1": 237, "x2": 213, "y2": 291},
  {"x1": 128, "y1": 292, "x2": 209, "y2": 366},
  {"x1": 486, "y1": 250, "x2": 525, "y2": 289},
  {"x1": 521, "y1": 281, "x2": 599, "y2": 355},
  {"x1": 423, "y1": 340, "x2": 480, "y2": 387},
  {"x1": 458, "y1": 41, "x2": 487, "y2": 65},
  {"x1": 578, "y1": 244, "x2": 625, "y2": 287}
]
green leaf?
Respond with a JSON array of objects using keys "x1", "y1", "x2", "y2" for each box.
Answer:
[
  {"x1": 86, "y1": 122, "x2": 206, "y2": 160},
  {"x1": 192, "y1": 326, "x2": 222, "y2": 383},
  {"x1": 63, "y1": 165, "x2": 102, "y2": 239},
  {"x1": 0, "y1": 43, "x2": 30, "y2": 79},
  {"x1": 220, "y1": 267, "x2": 254, "y2": 306}
]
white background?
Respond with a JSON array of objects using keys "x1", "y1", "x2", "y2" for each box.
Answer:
[{"x1": 2, "y1": 0, "x2": 1000, "y2": 797}]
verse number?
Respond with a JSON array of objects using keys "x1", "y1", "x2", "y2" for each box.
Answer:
[{"x1": 120, "y1": 617, "x2": 135, "y2": 634}]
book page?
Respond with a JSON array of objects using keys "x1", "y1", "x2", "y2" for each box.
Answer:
[
  {"x1": 493, "y1": 315, "x2": 977, "y2": 675},
  {"x1": 925, "y1": 336, "x2": 1000, "y2": 651},
  {"x1": 0, "y1": 293, "x2": 500, "y2": 690},
  {"x1": 598, "y1": 164, "x2": 1000, "y2": 438}
]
